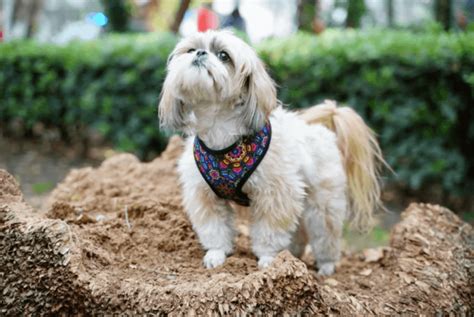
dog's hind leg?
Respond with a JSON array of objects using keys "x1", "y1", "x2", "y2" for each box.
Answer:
[
  {"x1": 305, "y1": 177, "x2": 346, "y2": 275},
  {"x1": 288, "y1": 222, "x2": 307, "y2": 258}
]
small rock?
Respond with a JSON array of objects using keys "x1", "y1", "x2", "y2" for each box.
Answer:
[
  {"x1": 359, "y1": 268, "x2": 372, "y2": 276},
  {"x1": 363, "y1": 247, "x2": 385, "y2": 262},
  {"x1": 325, "y1": 278, "x2": 339, "y2": 286}
]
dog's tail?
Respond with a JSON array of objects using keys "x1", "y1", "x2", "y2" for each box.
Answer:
[{"x1": 299, "y1": 100, "x2": 387, "y2": 230}]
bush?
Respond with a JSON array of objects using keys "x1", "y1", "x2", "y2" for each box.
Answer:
[
  {"x1": 0, "y1": 30, "x2": 473, "y2": 195},
  {"x1": 259, "y1": 30, "x2": 474, "y2": 195},
  {"x1": 0, "y1": 33, "x2": 177, "y2": 157}
]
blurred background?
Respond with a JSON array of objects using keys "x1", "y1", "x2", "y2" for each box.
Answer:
[
  {"x1": 2, "y1": 0, "x2": 474, "y2": 42},
  {"x1": 0, "y1": 0, "x2": 473, "y2": 249}
]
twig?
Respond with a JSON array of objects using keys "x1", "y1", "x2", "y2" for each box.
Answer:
[{"x1": 124, "y1": 205, "x2": 131, "y2": 230}]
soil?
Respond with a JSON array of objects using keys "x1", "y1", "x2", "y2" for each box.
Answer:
[{"x1": 1, "y1": 136, "x2": 473, "y2": 315}]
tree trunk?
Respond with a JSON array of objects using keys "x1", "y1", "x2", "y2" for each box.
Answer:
[
  {"x1": 346, "y1": 0, "x2": 366, "y2": 28},
  {"x1": 3, "y1": 0, "x2": 15, "y2": 40},
  {"x1": 313, "y1": 0, "x2": 325, "y2": 34},
  {"x1": 386, "y1": 0, "x2": 394, "y2": 27},
  {"x1": 25, "y1": 0, "x2": 42, "y2": 38},
  {"x1": 170, "y1": 0, "x2": 191, "y2": 34},
  {"x1": 10, "y1": 0, "x2": 23, "y2": 28},
  {"x1": 143, "y1": 0, "x2": 161, "y2": 32},
  {"x1": 101, "y1": 0, "x2": 131, "y2": 32},
  {"x1": 434, "y1": 0, "x2": 452, "y2": 30},
  {"x1": 6, "y1": 0, "x2": 43, "y2": 39},
  {"x1": 297, "y1": 0, "x2": 316, "y2": 32}
]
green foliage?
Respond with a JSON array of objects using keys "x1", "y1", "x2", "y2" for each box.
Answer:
[
  {"x1": 0, "y1": 33, "x2": 177, "y2": 158},
  {"x1": 0, "y1": 29, "x2": 473, "y2": 196},
  {"x1": 461, "y1": 211, "x2": 474, "y2": 223},
  {"x1": 343, "y1": 223, "x2": 390, "y2": 250},
  {"x1": 32, "y1": 182, "x2": 54, "y2": 194},
  {"x1": 258, "y1": 30, "x2": 474, "y2": 195}
]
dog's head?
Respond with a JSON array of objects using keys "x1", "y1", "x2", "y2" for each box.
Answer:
[{"x1": 159, "y1": 30, "x2": 277, "y2": 132}]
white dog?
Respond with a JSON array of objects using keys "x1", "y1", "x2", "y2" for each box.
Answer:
[{"x1": 159, "y1": 31, "x2": 384, "y2": 275}]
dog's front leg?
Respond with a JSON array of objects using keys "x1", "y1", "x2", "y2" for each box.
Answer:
[
  {"x1": 249, "y1": 190, "x2": 303, "y2": 269},
  {"x1": 250, "y1": 218, "x2": 294, "y2": 268},
  {"x1": 183, "y1": 186, "x2": 235, "y2": 268}
]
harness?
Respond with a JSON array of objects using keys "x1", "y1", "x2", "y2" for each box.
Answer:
[{"x1": 193, "y1": 122, "x2": 272, "y2": 206}]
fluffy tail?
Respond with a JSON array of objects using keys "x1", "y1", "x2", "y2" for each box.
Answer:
[{"x1": 300, "y1": 100, "x2": 388, "y2": 230}]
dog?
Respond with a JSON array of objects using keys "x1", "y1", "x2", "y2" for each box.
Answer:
[{"x1": 158, "y1": 30, "x2": 385, "y2": 275}]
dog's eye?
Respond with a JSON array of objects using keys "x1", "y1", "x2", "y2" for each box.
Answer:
[
  {"x1": 217, "y1": 51, "x2": 230, "y2": 62},
  {"x1": 187, "y1": 48, "x2": 196, "y2": 53}
]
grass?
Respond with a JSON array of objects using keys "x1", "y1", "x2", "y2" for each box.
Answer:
[
  {"x1": 343, "y1": 223, "x2": 391, "y2": 252},
  {"x1": 31, "y1": 182, "x2": 54, "y2": 195},
  {"x1": 460, "y1": 211, "x2": 474, "y2": 224}
]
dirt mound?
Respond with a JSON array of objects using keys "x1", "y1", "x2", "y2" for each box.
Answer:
[{"x1": 1, "y1": 136, "x2": 473, "y2": 315}]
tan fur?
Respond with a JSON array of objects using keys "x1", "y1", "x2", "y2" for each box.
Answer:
[
  {"x1": 240, "y1": 57, "x2": 278, "y2": 131},
  {"x1": 193, "y1": 185, "x2": 222, "y2": 225},
  {"x1": 299, "y1": 100, "x2": 387, "y2": 230},
  {"x1": 159, "y1": 82, "x2": 186, "y2": 130},
  {"x1": 324, "y1": 213, "x2": 337, "y2": 237}
]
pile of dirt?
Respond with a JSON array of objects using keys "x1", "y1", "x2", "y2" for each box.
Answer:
[{"x1": 1, "y1": 136, "x2": 473, "y2": 315}]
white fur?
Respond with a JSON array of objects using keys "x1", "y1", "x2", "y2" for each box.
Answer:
[
  {"x1": 159, "y1": 31, "x2": 374, "y2": 275},
  {"x1": 177, "y1": 108, "x2": 345, "y2": 275}
]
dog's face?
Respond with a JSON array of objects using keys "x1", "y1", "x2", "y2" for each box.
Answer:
[{"x1": 159, "y1": 31, "x2": 277, "y2": 132}]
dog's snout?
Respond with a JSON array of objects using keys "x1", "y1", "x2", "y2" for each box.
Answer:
[
  {"x1": 196, "y1": 50, "x2": 207, "y2": 57},
  {"x1": 192, "y1": 49, "x2": 208, "y2": 67}
]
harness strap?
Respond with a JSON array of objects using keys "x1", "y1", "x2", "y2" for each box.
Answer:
[{"x1": 193, "y1": 122, "x2": 272, "y2": 206}]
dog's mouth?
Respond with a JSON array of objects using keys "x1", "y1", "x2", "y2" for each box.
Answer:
[
  {"x1": 192, "y1": 55, "x2": 208, "y2": 68},
  {"x1": 191, "y1": 59, "x2": 214, "y2": 79},
  {"x1": 192, "y1": 59, "x2": 203, "y2": 67},
  {"x1": 186, "y1": 57, "x2": 228, "y2": 98}
]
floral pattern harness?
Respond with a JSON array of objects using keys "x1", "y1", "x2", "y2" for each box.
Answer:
[{"x1": 193, "y1": 122, "x2": 272, "y2": 206}]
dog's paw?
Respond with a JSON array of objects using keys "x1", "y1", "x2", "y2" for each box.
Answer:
[
  {"x1": 203, "y1": 249, "x2": 226, "y2": 268},
  {"x1": 318, "y1": 262, "x2": 336, "y2": 276},
  {"x1": 257, "y1": 256, "x2": 275, "y2": 269}
]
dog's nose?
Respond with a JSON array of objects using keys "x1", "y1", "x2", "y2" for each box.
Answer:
[{"x1": 196, "y1": 50, "x2": 207, "y2": 57}]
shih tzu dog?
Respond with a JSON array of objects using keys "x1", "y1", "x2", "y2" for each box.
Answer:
[{"x1": 159, "y1": 30, "x2": 384, "y2": 275}]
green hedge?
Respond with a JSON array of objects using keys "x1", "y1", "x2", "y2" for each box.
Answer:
[
  {"x1": 0, "y1": 30, "x2": 473, "y2": 195},
  {"x1": 259, "y1": 30, "x2": 474, "y2": 195},
  {"x1": 0, "y1": 33, "x2": 177, "y2": 157}
]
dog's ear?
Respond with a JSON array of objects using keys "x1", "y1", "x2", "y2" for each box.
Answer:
[
  {"x1": 167, "y1": 52, "x2": 175, "y2": 65},
  {"x1": 240, "y1": 55, "x2": 277, "y2": 131},
  {"x1": 158, "y1": 78, "x2": 186, "y2": 131}
]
